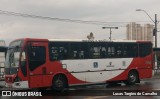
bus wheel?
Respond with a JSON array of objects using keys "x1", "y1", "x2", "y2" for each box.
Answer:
[
  {"x1": 124, "y1": 71, "x2": 138, "y2": 85},
  {"x1": 52, "y1": 75, "x2": 67, "y2": 91}
]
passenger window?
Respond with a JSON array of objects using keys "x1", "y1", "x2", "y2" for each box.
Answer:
[
  {"x1": 123, "y1": 43, "x2": 138, "y2": 58},
  {"x1": 107, "y1": 46, "x2": 115, "y2": 57},
  {"x1": 28, "y1": 46, "x2": 46, "y2": 71},
  {"x1": 139, "y1": 43, "x2": 151, "y2": 57},
  {"x1": 89, "y1": 42, "x2": 107, "y2": 59},
  {"x1": 70, "y1": 42, "x2": 81, "y2": 59},
  {"x1": 107, "y1": 43, "x2": 123, "y2": 58},
  {"x1": 49, "y1": 42, "x2": 69, "y2": 61}
]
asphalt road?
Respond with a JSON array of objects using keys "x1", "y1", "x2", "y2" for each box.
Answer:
[{"x1": 1, "y1": 78, "x2": 160, "y2": 99}]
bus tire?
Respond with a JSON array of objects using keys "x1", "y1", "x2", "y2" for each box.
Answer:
[
  {"x1": 52, "y1": 75, "x2": 67, "y2": 91},
  {"x1": 124, "y1": 70, "x2": 139, "y2": 85}
]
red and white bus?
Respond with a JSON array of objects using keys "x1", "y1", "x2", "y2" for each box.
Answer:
[{"x1": 5, "y1": 38, "x2": 153, "y2": 90}]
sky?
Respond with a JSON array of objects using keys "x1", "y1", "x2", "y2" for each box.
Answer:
[{"x1": 0, "y1": 0, "x2": 160, "y2": 46}]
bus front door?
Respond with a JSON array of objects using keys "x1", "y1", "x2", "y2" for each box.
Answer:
[{"x1": 28, "y1": 41, "x2": 48, "y2": 88}]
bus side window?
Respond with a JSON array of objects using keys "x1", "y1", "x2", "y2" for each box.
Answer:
[
  {"x1": 107, "y1": 46, "x2": 115, "y2": 57},
  {"x1": 116, "y1": 45, "x2": 123, "y2": 57},
  {"x1": 100, "y1": 47, "x2": 106, "y2": 58},
  {"x1": 59, "y1": 47, "x2": 67, "y2": 60},
  {"x1": 93, "y1": 47, "x2": 100, "y2": 58},
  {"x1": 123, "y1": 43, "x2": 138, "y2": 58},
  {"x1": 50, "y1": 47, "x2": 59, "y2": 60},
  {"x1": 58, "y1": 47, "x2": 64, "y2": 60},
  {"x1": 73, "y1": 51, "x2": 78, "y2": 58},
  {"x1": 72, "y1": 50, "x2": 83, "y2": 59},
  {"x1": 139, "y1": 43, "x2": 151, "y2": 57},
  {"x1": 81, "y1": 42, "x2": 89, "y2": 59},
  {"x1": 49, "y1": 42, "x2": 69, "y2": 61},
  {"x1": 70, "y1": 42, "x2": 82, "y2": 59},
  {"x1": 79, "y1": 51, "x2": 84, "y2": 59},
  {"x1": 89, "y1": 43, "x2": 107, "y2": 59}
]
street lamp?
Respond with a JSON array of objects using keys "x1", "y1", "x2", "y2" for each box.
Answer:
[
  {"x1": 136, "y1": 9, "x2": 158, "y2": 48},
  {"x1": 102, "y1": 27, "x2": 118, "y2": 41}
]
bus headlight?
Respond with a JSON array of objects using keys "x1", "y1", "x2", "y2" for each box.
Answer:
[{"x1": 15, "y1": 82, "x2": 21, "y2": 86}]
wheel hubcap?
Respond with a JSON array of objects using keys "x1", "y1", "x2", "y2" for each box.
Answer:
[
  {"x1": 129, "y1": 74, "x2": 136, "y2": 82},
  {"x1": 56, "y1": 80, "x2": 63, "y2": 88}
]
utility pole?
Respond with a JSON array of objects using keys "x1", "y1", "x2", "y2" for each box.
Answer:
[
  {"x1": 102, "y1": 27, "x2": 118, "y2": 41},
  {"x1": 136, "y1": 9, "x2": 158, "y2": 48},
  {"x1": 155, "y1": 14, "x2": 157, "y2": 48}
]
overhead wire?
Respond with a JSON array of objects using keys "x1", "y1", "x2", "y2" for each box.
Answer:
[{"x1": 0, "y1": 10, "x2": 152, "y2": 27}]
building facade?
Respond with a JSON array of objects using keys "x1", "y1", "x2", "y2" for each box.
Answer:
[{"x1": 126, "y1": 22, "x2": 154, "y2": 42}]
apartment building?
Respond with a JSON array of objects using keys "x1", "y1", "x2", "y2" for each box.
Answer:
[{"x1": 126, "y1": 22, "x2": 154, "y2": 41}]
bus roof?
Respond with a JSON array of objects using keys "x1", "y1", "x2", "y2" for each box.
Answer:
[
  {"x1": 48, "y1": 39, "x2": 152, "y2": 43},
  {"x1": 12, "y1": 38, "x2": 152, "y2": 43}
]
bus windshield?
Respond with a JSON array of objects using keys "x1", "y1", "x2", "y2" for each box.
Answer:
[{"x1": 5, "y1": 40, "x2": 23, "y2": 75}]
